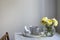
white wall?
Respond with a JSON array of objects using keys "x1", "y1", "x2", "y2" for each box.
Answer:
[
  {"x1": 57, "y1": 0, "x2": 60, "y2": 33},
  {"x1": 0, "y1": 0, "x2": 24, "y2": 40},
  {"x1": 0, "y1": 0, "x2": 57, "y2": 40}
]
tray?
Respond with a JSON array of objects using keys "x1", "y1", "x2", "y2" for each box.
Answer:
[{"x1": 18, "y1": 33, "x2": 46, "y2": 38}]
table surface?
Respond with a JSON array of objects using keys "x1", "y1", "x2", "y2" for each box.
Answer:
[{"x1": 15, "y1": 33, "x2": 60, "y2": 40}]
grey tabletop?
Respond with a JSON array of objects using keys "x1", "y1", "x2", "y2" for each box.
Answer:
[{"x1": 15, "y1": 33, "x2": 60, "y2": 40}]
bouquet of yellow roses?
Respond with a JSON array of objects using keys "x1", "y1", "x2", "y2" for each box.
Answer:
[
  {"x1": 41, "y1": 17, "x2": 58, "y2": 36},
  {"x1": 41, "y1": 17, "x2": 58, "y2": 27}
]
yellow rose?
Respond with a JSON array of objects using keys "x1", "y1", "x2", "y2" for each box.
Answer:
[
  {"x1": 52, "y1": 18, "x2": 58, "y2": 26},
  {"x1": 47, "y1": 19, "x2": 53, "y2": 26},
  {"x1": 42, "y1": 17, "x2": 48, "y2": 22},
  {"x1": 41, "y1": 17, "x2": 48, "y2": 25}
]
